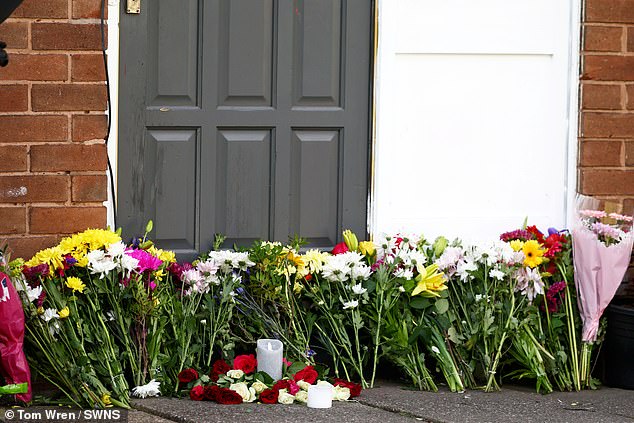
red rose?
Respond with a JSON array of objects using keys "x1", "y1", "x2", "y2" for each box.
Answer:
[
  {"x1": 233, "y1": 354, "x2": 257, "y2": 374},
  {"x1": 203, "y1": 385, "x2": 221, "y2": 401},
  {"x1": 333, "y1": 378, "x2": 362, "y2": 398},
  {"x1": 189, "y1": 385, "x2": 204, "y2": 401},
  {"x1": 332, "y1": 242, "x2": 349, "y2": 255},
  {"x1": 260, "y1": 388, "x2": 279, "y2": 404},
  {"x1": 210, "y1": 359, "x2": 232, "y2": 382},
  {"x1": 178, "y1": 368, "x2": 199, "y2": 384},
  {"x1": 293, "y1": 365, "x2": 318, "y2": 384},
  {"x1": 216, "y1": 387, "x2": 243, "y2": 405},
  {"x1": 272, "y1": 379, "x2": 290, "y2": 393}
]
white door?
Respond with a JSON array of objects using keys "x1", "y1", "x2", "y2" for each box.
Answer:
[{"x1": 373, "y1": 0, "x2": 580, "y2": 242}]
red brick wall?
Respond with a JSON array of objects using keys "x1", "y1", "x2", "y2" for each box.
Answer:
[
  {"x1": 0, "y1": 0, "x2": 108, "y2": 259},
  {"x1": 580, "y1": 0, "x2": 634, "y2": 290}
]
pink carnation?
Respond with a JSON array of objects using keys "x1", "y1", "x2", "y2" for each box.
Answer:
[{"x1": 127, "y1": 249, "x2": 163, "y2": 272}]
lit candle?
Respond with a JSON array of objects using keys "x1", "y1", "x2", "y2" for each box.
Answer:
[
  {"x1": 307, "y1": 384, "x2": 333, "y2": 409},
  {"x1": 256, "y1": 339, "x2": 283, "y2": 381}
]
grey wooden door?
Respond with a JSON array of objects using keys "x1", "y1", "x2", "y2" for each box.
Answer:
[{"x1": 118, "y1": 0, "x2": 373, "y2": 259}]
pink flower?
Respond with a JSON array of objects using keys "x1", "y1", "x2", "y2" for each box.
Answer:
[
  {"x1": 127, "y1": 249, "x2": 163, "y2": 273},
  {"x1": 282, "y1": 358, "x2": 293, "y2": 367},
  {"x1": 580, "y1": 209, "x2": 607, "y2": 219}
]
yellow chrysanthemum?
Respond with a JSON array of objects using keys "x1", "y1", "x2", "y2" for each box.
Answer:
[
  {"x1": 303, "y1": 249, "x2": 328, "y2": 274},
  {"x1": 509, "y1": 240, "x2": 524, "y2": 252},
  {"x1": 412, "y1": 263, "x2": 447, "y2": 297},
  {"x1": 101, "y1": 393, "x2": 112, "y2": 406},
  {"x1": 65, "y1": 277, "x2": 86, "y2": 293},
  {"x1": 149, "y1": 246, "x2": 176, "y2": 264},
  {"x1": 25, "y1": 246, "x2": 65, "y2": 271},
  {"x1": 522, "y1": 240, "x2": 545, "y2": 268},
  {"x1": 58, "y1": 307, "x2": 70, "y2": 319}
]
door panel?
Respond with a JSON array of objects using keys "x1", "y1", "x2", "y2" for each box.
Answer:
[{"x1": 119, "y1": 0, "x2": 372, "y2": 259}]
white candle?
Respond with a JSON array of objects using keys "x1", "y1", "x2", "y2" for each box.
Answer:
[
  {"x1": 256, "y1": 339, "x2": 283, "y2": 381},
  {"x1": 307, "y1": 385, "x2": 333, "y2": 408}
]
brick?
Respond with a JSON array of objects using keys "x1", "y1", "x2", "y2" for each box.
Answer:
[
  {"x1": 32, "y1": 84, "x2": 107, "y2": 112},
  {"x1": 71, "y1": 54, "x2": 106, "y2": 82},
  {"x1": 581, "y1": 170, "x2": 634, "y2": 195},
  {"x1": 0, "y1": 175, "x2": 69, "y2": 203},
  {"x1": 13, "y1": 0, "x2": 67, "y2": 19},
  {"x1": 72, "y1": 175, "x2": 108, "y2": 202},
  {"x1": 628, "y1": 84, "x2": 634, "y2": 109},
  {"x1": 582, "y1": 112, "x2": 634, "y2": 138},
  {"x1": 0, "y1": 115, "x2": 68, "y2": 143},
  {"x1": 72, "y1": 114, "x2": 107, "y2": 141},
  {"x1": 5, "y1": 235, "x2": 62, "y2": 260},
  {"x1": 629, "y1": 27, "x2": 634, "y2": 52},
  {"x1": 73, "y1": 0, "x2": 105, "y2": 19},
  {"x1": 0, "y1": 22, "x2": 28, "y2": 49},
  {"x1": 626, "y1": 141, "x2": 634, "y2": 166},
  {"x1": 32, "y1": 23, "x2": 104, "y2": 51},
  {"x1": 586, "y1": 0, "x2": 634, "y2": 24},
  {"x1": 583, "y1": 56, "x2": 634, "y2": 81},
  {"x1": 30, "y1": 207, "x2": 106, "y2": 234},
  {"x1": 582, "y1": 84, "x2": 622, "y2": 110},
  {"x1": 0, "y1": 54, "x2": 68, "y2": 81},
  {"x1": 580, "y1": 140, "x2": 623, "y2": 166},
  {"x1": 0, "y1": 146, "x2": 28, "y2": 172},
  {"x1": 585, "y1": 26, "x2": 623, "y2": 52},
  {"x1": 0, "y1": 207, "x2": 25, "y2": 234},
  {"x1": 31, "y1": 144, "x2": 107, "y2": 172},
  {"x1": 0, "y1": 85, "x2": 28, "y2": 112},
  {"x1": 625, "y1": 198, "x2": 634, "y2": 215}
]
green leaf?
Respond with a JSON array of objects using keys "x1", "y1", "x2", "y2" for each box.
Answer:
[
  {"x1": 410, "y1": 297, "x2": 430, "y2": 310},
  {"x1": 254, "y1": 371, "x2": 274, "y2": 385},
  {"x1": 145, "y1": 220, "x2": 154, "y2": 234},
  {"x1": 434, "y1": 298, "x2": 449, "y2": 314}
]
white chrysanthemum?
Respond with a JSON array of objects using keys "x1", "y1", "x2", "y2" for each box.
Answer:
[
  {"x1": 489, "y1": 268, "x2": 506, "y2": 281},
  {"x1": 49, "y1": 321, "x2": 61, "y2": 336},
  {"x1": 119, "y1": 253, "x2": 139, "y2": 278},
  {"x1": 321, "y1": 258, "x2": 349, "y2": 283},
  {"x1": 87, "y1": 250, "x2": 118, "y2": 279},
  {"x1": 106, "y1": 241, "x2": 126, "y2": 258},
  {"x1": 182, "y1": 269, "x2": 203, "y2": 285},
  {"x1": 350, "y1": 265, "x2": 372, "y2": 281},
  {"x1": 456, "y1": 259, "x2": 477, "y2": 282},
  {"x1": 196, "y1": 259, "x2": 219, "y2": 275},
  {"x1": 393, "y1": 267, "x2": 414, "y2": 280},
  {"x1": 342, "y1": 299, "x2": 359, "y2": 310},
  {"x1": 375, "y1": 235, "x2": 397, "y2": 260},
  {"x1": 340, "y1": 251, "x2": 365, "y2": 267},
  {"x1": 514, "y1": 267, "x2": 544, "y2": 302},
  {"x1": 26, "y1": 285, "x2": 42, "y2": 303},
  {"x1": 131, "y1": 379, "x2": 161, "y2": 398},
  {"x1": 436, "y1": 246, "x2": 464, "y2": 276},
  {"x1": 304, "y1": 249, "x2": 328, "y2": 273},
  {"x1": 351, "y1": 283, "x2": 367, "y2": 295}
]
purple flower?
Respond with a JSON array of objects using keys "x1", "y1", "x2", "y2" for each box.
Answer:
[
  {"x1": 23, "y1": 264, "x2": 49, "y2": 282},
  {"x1": 127, "y1": 249, "x2": 163, "y2": 272},
  {"x1": 500, "y1": 229, "x2": 533, "y2": 242},
  {"x1": 547, "y1": 227, "x2": 560, "y2": 236}
]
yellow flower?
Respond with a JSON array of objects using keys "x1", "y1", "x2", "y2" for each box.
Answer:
[
  {"x1": 358, "y1": 241, "x2": 376, "y2": 257},
  {"x1": 509, "y1": 240, "x2": 524, "y2": 252},
  {"x1": 412, "y1": 264, "x2": 447, "y2": 297},
  {"x1": 343, "y1": 229, "x2": 359, "y2": 251},
  {"x1": 101, "y1": 393, "x2": 112, "y2": 406},
  {"x1": 25, "y1": 247, "x2": 65, "y2": 271},
  {"x1": 522, "y1": 240, "x2": 545, "y2": 268},
  {"x1": 58, "y1": 307, "x2": 70, "y2": 319},
  {"x1": 149, "y1": 246, "x2": 176, "y2": 264},
  {"x1": 37, "y1": 307, "x2": 44, "y2": 315},
  {"x1": 154, "y1": 269, "x2": 166, "y2": 281},
  {"x1": 65, "y1": 277, "x2": 86, "y2": 293}
]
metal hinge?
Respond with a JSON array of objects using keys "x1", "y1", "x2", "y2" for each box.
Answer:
[{"x1": 126, "y1": 0, "x2": 140, "y2": 14}]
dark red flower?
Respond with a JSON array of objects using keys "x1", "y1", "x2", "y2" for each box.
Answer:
[
  {"x1": 210, "y1": 359, "x2": 232, "y2": 381},
  {"x1": 526, "y1": 225, "x2": 545, "y2": 243},
  {"x1": 189, "y1": 385, "x2": 204, "y2": 401},
  {"x1": 293, "y1": 365, "x2": 318, "y2": 385},
  {"x1": 178, "y1": 368, "x2": 199, "y2": 384},
  {"x1": 333, "y1": 379, "x2": 362, "y2": 398},
  {"x1": 216, "y1": 387, "x2": 243, "y2": 405},
  {"x1": 203, "y1": 385, "x2": 221, "y2": 401},
  {"x1": 272, "y1": 379, "x2": 290, "y2": 393},
  {"x1": 260, "y1": 388, "x2": 279, "y2": 404},
  {"x1": 331, "y1": 242, "x2": 349, "y2": 255},
  {"x1": 233, "y1": 354, "x2": 257, "y2": 375}
]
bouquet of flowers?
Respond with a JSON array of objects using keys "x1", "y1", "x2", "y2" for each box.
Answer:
[
  {"x1": 179, "y1": 354, "x2": 360, "y2": 405},
  {"x1": 572, "y1": 196, "x2": 633, "y2": 387}
]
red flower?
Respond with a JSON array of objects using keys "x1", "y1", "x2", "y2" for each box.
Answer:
[
  {"x1": 210, "y1": 359, "x2": 232, "y2": 382},
  {"x1": 203, "y1": 385, "x2": 221, "y2": 401},
  {"x1": 287, "y1": 379, "x2": 300, "y2": 395},
  {"x1": 178, "y1": 368, "x2": 199, "y2": 384},
  {"x1": 333, "y1": 378, "x2": 362, "y2": 398},
  {"x1": 189, "y1": 385, "x2": 204, "y2": 401},
  {"x1": 526, "y1": 225, "x2": 545, "y2": 243},
  {"x1": 260, "y1": 389, "x2": 279, "y2": 404},
  {"x1": 216, "y1": 387, "x2": 243, "y2": 405},
  {"x1": 233, "y1": 354, "x2": 258, "y2": 374},
  {"x1": 293, "y1": 365, "x2": 318, "y2": 384},
  {"x1": 331, "y1": 242, "x2": 349, "y2": 255},
  {"x1": 272, "y1": 379, "x2": 290, "y2": 393}
]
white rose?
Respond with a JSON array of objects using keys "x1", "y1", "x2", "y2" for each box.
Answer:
[
  {"x1": 316, "y1": 380, "x2": 334, "y2": 389},
  {"x1": 294, "y1": 390, "x2": 309, "y2": 404},
  {"x1": 297, "y1": 380, "x2": 312, "y2": 391},
  {"x1": 251, "y1": 380, "x2": 268, "y2": 394},
  {"x1": 230, "y1": 382, "x2": 256, "y2": 403},
  {"x1": 226, "y1": 369, "x2": 244, "y2": 379},
  {"x1": 277, "y1": 389, "x2": 295, "y2": 405},
  {"x1": 333, "y1": 386, "x2": 350, "y2": 401}
]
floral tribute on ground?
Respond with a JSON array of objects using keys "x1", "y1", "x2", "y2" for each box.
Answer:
[{"x1": 4, "y1": 202, "x2": 632, "y2": 407}]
